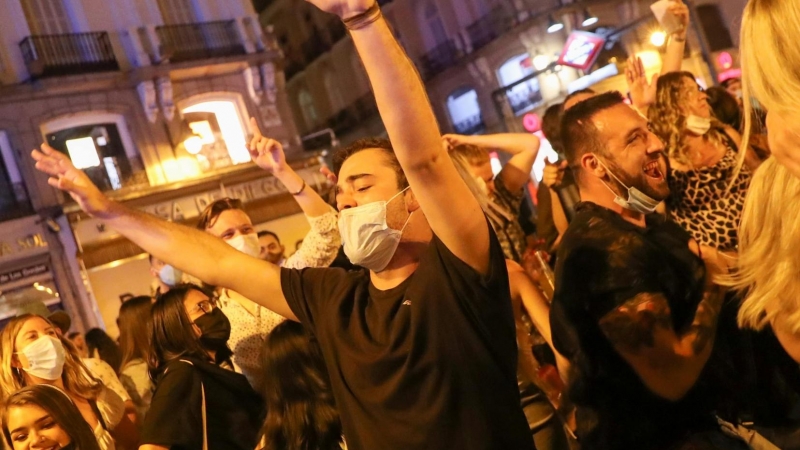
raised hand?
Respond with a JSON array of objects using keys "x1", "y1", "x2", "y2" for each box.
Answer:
[
  {"x1": 625, "y1": 56, "x2": 659, "y2": 111},
  {"x1": 441, "y1": 134, "x2": 467, "y2": 151},
  {"x1": 668, "y1": 0, "x2": 690, "y2": 36},
  {"x1": 31, "y1": 144, "x2": 112, "y2": 217},
  {"x1": 320, "y1": 166, "x2": 338, "y2": 184},
  {"x1": 303, "y1": 0, "x2": 374, "y2": 19},
  {"x1": 248, "y1": 117, "x2": 287, "y2": 174}
]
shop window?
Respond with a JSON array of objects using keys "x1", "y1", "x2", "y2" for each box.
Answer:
[
  {"x1": 20, "y1": 0, "x2": 72, "y2": 35},
  {"x1": 498, "y1": 53, "x2": 543, "y2": 116},
  {"x1": 0, "y1": 280, "x2": 63, "y2": 329},
  {"x1": 0, "y1": 132, "x2": 32, "y2": 222},
  {"x1": 447, "y1": 88, "x2": 484, "y2": 135},
  {"x1": 180, "y1": 94, "x2": 252, "y2": 173}
]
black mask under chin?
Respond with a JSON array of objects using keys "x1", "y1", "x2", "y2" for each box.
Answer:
[{"x1": 193, "y1": 308, "x2": 232, "y2": 351}]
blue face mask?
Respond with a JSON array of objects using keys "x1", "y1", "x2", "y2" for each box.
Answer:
[
  {"x1": 159, "y1": 264, "x2": 183, "y2": 287},
  {"x1": 596, "y1": 158, "x2": 661, "y2": 214}
]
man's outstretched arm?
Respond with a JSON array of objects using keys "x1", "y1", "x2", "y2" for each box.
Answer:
[
  {"x1": 32, "y1": 145, "x2": 296, "y2": 320},
  {"x1": 308, "y1": 1, "x2": 490, "y2": 273}
]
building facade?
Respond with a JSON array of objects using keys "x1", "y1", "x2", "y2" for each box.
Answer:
[
  {"x1": 0, "y1": 0, "x2": 320, "y2": 335},
  {"x1": 260, "y1": 0, "x2": 741, "y2": 167}
]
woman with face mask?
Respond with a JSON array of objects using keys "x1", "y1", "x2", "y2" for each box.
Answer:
[
  {"x1": 627, "y1": 60, "x2": 761, "y2": 253},
  {"x1": 139, "y1": 284, "x2": 264, "y2": 450},
  {"x1": 0, "y1": 315, "x2": 139, "y2": 450},
  {"x1": 2, "y1": 384, "x2": 101, "y2": 450}
]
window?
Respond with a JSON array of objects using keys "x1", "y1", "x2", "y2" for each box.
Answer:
[
  {"x1": 298, "y1": 89, "x2": 318, "y2": 130},
  {"x1": 20, "y1": 0, "x2": 72, "y2": 35},
  {"x1": 0, "y1": 132, "x2": 32, "y2": 222},
  {"x1": 157, "y1": 0, "x2": 197, "y2": 25},
  {"x1": 420, "y1": 0, "x2": 448, "y2": 49},
  {"x1": 46, "y1": 124, "x2": 133, "y2": 191},
  {"x1": 324, "y1": 70, "x2": 345, "y2": 112},
  {"x1": 498, "y1": 54, "x2": 543, "y2": 116},
  {"x1": 447, "y1": 88, "x2": 484, "y2": 135},
  {"x1": 182, "y1": 97, "x2": 251, "y2": 170}
]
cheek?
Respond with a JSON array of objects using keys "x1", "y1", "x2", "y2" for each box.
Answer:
[{"x1": 43, "y1": 424, "x2": 71, "y2": 446}]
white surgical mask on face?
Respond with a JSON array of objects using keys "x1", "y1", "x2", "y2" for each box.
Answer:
[
  {"x1": 596, "y1": 158, "x2": 661, "y2": 214},
  {"x1": 338, "y1": 187, "x2": 413, "y2": 272},
  {"x1": 159, "y1": 264, "x2": 183, "y2": 287},
  {"x1": 18, "y1": 335, "x2": 66, "y2": 381},
  {"x1": 226, "y1": 233, "x2": 261, "y2": 258},
  {"x1": 685, "y1": 115, "x2": 711, "y2": 135}
]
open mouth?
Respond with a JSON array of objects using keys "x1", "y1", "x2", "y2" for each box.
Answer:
[{"x1": 643, "y1": 160, "x2": 664, "y2": 180}]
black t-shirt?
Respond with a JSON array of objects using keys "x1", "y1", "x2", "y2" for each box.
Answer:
[
  {"x1": 141, "y1": 357, "x2": 264, "y2": 450},
  {"x1": 550, "y1": 202, "x2": 716, "y2": 450},
  {"x1": 281, "y1": 228, "x2": 533, "y2": 450}
]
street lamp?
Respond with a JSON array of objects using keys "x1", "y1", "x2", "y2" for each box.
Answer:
[
  {"x1": 547, "y1": 15, "x2": 564, "y2": 33},
  {"x1": 650, "y1": 30, "x2": 667, "y2": 47},
  {"x1": 581, "y1": 8, "x2": 598, "y2": 27}
]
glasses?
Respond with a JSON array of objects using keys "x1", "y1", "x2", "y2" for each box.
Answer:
[{"x1": 188, "y1": 297, "x2": 218, "y2": 316}]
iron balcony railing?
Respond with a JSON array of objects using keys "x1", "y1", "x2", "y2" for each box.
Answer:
[
  {"x1": 19, "y1": 32, "x2": 119, "y2": 78},
  {"x1": 156, "y1": 20, "x2": 246, "y2": 63}
]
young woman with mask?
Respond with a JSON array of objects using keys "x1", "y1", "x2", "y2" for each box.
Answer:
[
  {"x1": 0, "y1": 315, "x2": 139, "y2": 450},
  {"x1": 258, "y1": 320, "x2": 345, "y2": 450},
  {"x1": 2, "y1": 384, "x2": 101, "y2": 450},
  {"x1": 139, "y1": 284, "x2": 264, "y2": 450},
  {"x1": 627, "y1": 62, "x2": 760, "y2": 252},
  {"x1": 117, "y1": 296, "x2": 154, "y2": 426}
]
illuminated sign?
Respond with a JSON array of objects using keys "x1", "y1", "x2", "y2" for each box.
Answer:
[
  {"x1": 522, "y1": 113, "x2": 542, "y2": 133},
  {"x1": 557, "y1": 31, "x2": 606, "y2": 71}
]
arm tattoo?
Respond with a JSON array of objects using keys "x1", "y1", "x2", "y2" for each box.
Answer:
[{"x1": 599, "y1": 292, "x2": 673, "y2": 354}]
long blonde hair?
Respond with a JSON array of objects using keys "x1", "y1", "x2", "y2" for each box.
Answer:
[
  {"x1": 648, "y1": 71, "x2": 727, "y2": 167},
  {"x1": 729, "y1": 158, "x2": 800, "y2": 331},
  {"x1": 739, "y1": 0, "x2": 800, "y2": 165},
  {"x1": 0, "y1": 315, "x2": 103, "y2": 401}
]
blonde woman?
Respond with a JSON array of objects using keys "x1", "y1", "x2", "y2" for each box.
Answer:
[
  {"x1": 733, "y1": 0, "x2": 800, "y2": 361},
  {"x1": 0, "y1": 314, "x2": 139, "y2": 449}
]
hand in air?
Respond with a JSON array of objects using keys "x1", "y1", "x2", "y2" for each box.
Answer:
[
  {"x1": 625, "y1": 56, "x2": 659, "y2": 111},
  {"x1": 248, "y1": 117, "x2": 287, "y2": 174},
  {"x1": 320, "y1": 166, "x2": 338, "y2": 184},
  {"x1": 302, "y1": 0, "x2": 374, "y2": 19},
  {"x1": 669, "y1": 0, "x2": 690, "y2": 34},
  {"x1": 542, "y1": 161, "x2": 568, "y2": 188},
  {"x1": 441, "y1": 134, "x2": 468, "y2": 151},
  {"x1": 31, "y1": 144, "x2": 111, "y2": 217}
]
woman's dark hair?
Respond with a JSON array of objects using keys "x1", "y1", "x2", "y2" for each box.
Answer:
[
  {"x1": 147, "y1": 284, "x2": 231, "y2": 379},
  {"x1": 2, "y1": 384, "x2": 101, "y2": 450},
  {"x1": 118, "y1": 296, "x2": 153, "y2": 371},
  {"x1": 196, "y1": 197, "x2": 244, "y2": 231},
  {"x1": 259, "y1": 320, "x2": 342, "y2": 450},
  {"x1": 542, "y1": 102, "x2": 565, "y2": 154},
  {"x1": 84, "y1": 328, "x2": 122, "y2": 373},
  {"x1": 706, "y1": 86, "x2": 742, "y2": 130}
]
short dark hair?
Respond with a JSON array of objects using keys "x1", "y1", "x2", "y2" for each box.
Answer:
[
  {"x1": 196, "y1": 198, "x2": 244, "y2": 231},
  {"x1": 720, "y1": 77, "x2": 740, "y2": 89},
  {"x1": 564, "y1": 88, "x2": 597, "y2": 108},
  {"x1": 561, "y1": 91, "x2": 627, "y2": 170},
  {"x1": 542, "y1": 102, "x2": 565, "y2": 154},
  {"x1": 148, "y1": 284, "x2": 231, "y2": 378},
  {"x1": 332, "y1": 138, "x2": 408, "y2": 189},
  {"x1": 257, "y1": 230, "x2": 279, "y2": 242},
  {"x1": 706, "y1": 86, "x2": 742, "y2": 130}
]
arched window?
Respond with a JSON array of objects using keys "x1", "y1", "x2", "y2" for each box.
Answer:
[
  {"x1": 447, "y1": 88, "x2": 484, "y2": 135},
  {"x1": 498, "y1": 53, "x2": 543, "y2": 116},
  {"x1": 419, "y1": 0, "x2": 448, "y2": 49},
  {"x1": 324, "y1": 70, "x2": 345, "y2": 112},
  {"x1": 298, "y1": 89, "x2": 318, "y2": 130},
  {"x1": 20, "y1": 0, "x2": 72, "y2": 34},
  {"x1": 157, "y1": 0, "x2": 197, "y2": 24}
]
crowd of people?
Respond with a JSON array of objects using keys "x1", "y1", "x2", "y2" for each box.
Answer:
[{"x1": 2, "y1": 0, "x2": 799, "y2": 449}]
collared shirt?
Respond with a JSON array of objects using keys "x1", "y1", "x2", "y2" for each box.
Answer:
[{"x1": 219, "y1": 208, "x2": 341, "y2": 391}]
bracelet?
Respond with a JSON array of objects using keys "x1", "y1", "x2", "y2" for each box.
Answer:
[
  {"x1": 290, "y1": 180, "x2": 306, "y2": 196},
  {"x1": 343, "y1": 3, "x2": 381, "y2": 31}
]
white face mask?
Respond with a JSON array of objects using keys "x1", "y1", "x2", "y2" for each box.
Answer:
[
  {"x1": 159, "y1": 264, "x2": 183, "y2": 287},
  {"x1": 338, "y1": 187, "x2": 413, "y2": 272},
  {"x1": 685, "y1": 115, "x2": 711, "y2": 135},
  {"x1": 226, "y1": 233, "x2": 261, "y2": 258},
  {"x1": 596, "y1": 158, "x2": 661, "y2": 214},
  {"x1": 18, "y1": 335, "x2": 66, "y2": 381}
]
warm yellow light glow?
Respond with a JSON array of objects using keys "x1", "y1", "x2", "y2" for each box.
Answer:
[
  {"x1": 635, "y1": 51, "x2": 663, "y2": 70},
  {"x1": 533, "y1": 55, "x2": 551, "y2": 71},
  {"x1": 65, "y1": 137, "x2": 100, "y2": 169},
  {"x1": 184, "y1": 136, "x2": 204, "y2": 155},
  {"x1": 183, "y1": 101, "x2": 250, "y2": 164},
  {"x1": 650, "y1": 31, "x2": 667, "y2": 47},
  {"x1": 189, "y1": 121, "x2": 216, "y2": 144}
]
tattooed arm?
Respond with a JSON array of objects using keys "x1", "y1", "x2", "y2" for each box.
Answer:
[{"x1": 598, "y1": 284, "x2": 724, "y2": 401}]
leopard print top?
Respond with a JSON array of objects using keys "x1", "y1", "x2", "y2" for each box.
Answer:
[{"x1": 667, "y1": 141, "x2": 751, "y2": 251}]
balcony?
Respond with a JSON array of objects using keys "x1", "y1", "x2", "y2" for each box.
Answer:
[
  {"x1": 156, "y1": 20, "x2": 246, "y2": 63},
  {"x1": 420, "y1": 39, "x2": 462, "y2": 80},
  {"x1": 453, "y1": 113, "x2": 486, "y2": 135},
  {"x1": 19, "y1": 32, "x2": 119, "y2": 78},
  {"x1": 466, "y1": 6, "x2": 516, "y2": 52},
  {"x1": 303, "y1": 92, "x2": 379, "y2": 150}
]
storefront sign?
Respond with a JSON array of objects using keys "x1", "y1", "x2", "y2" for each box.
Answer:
[
  {"x1": 557, "y1": 31, "x2": 606, "y2": 71},
  {"x1": 0, "y1": 216, "x2": 49, "y2": 263},
  {"x1": 0, "y1": 263, "x2": 49, "y2": 285}
]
